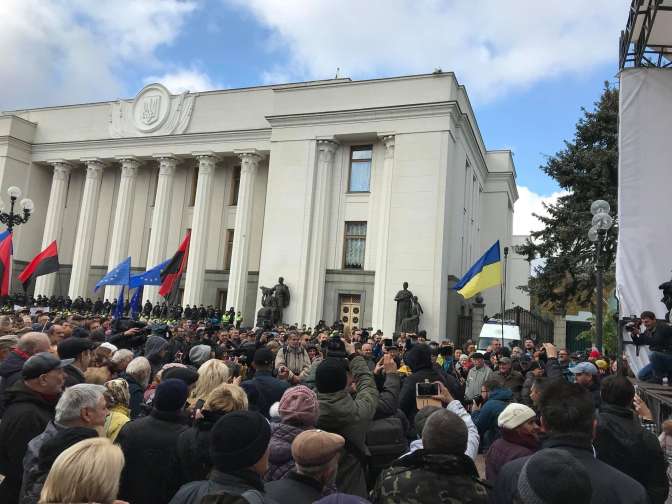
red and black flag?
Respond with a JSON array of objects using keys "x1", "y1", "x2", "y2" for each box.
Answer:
[
  {"x1": 159, "y1": 231, "x2": 191, "y2": 298},
  {"x1": 0, "y1": 233, "x2": 13, "y2": 296},
  {"x1": 18, "y1": 241, "x2": 59, "y2": 290}
]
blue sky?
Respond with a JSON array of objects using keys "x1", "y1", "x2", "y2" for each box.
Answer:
[{"x1": 0, "y1": 0, "x2": 628, "y2": 233}]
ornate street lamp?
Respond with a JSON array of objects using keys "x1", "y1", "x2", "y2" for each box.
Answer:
[
  {"x1": 588, "y1": 200, "x2": 613, "y2": 353},
  {"x1": 0, "y1": 186, "x2": 34, "y2": 233}
]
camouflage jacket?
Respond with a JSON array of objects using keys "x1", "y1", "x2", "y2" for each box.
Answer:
[{"x1": 371, "y1": 450, "x2": 490, "y2": 504}]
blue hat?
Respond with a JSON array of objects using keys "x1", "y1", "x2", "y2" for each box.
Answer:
[
  {"x1": 570, "y1": 362, "x2": 598, "y2": 375},
  {"x1": 153, "y1": 378, "x2": 188, "y2": 411}
]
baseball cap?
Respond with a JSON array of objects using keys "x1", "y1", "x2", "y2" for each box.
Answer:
[
  {"x1": 570, "y1": 362, "x2": 598, "y2": 375},
  {"x1": 22, "y1": 352, "x2": 73, "y2": 380},
  {"x1": 57, "y1": 338, "x2": 97, "y2": 360},
  {"x1": 292, "y1": 429, "x2": 345, "y2": 467}
]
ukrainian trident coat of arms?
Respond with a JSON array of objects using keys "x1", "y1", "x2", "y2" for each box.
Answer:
[{"x1": 141, "y1": 95, "x2": 161, "y2": 125}]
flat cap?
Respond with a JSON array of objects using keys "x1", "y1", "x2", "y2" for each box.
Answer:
[
  {"x1": 291, "y1": 429, "x2": 345, "y2": 467},
  {"x1": 22, "y1": 352, "x2": 73, "y2": 380},
  {"x1": 570, "y1": 362, "x2": 598, "y2": 375}
]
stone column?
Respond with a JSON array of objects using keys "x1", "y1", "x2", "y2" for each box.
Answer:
[
  {"x1": 104, "y1": 157, "x2": 140, "y2": 300},
  {"x1": 34, "y1": 160, "x2": 71, "y2": 297},
  {"x1": 301, "y1": 140, "x2": 338, "y2": 324},
  {"x1": 183, "y1": 152, "x2": 219, "y2": 306},
  {"x1": 68, "y1": 158, "x2": 104, "y2": 298},
  {"x1": 144, "y1": 155, "x2": 178, "y2": 303},
  {"x1": 226, "y1": 151, "x2": 262, "y2": 314},
  {"x1": 371, "y1": 135, "x2": 395, "y2": 332},
  {"x1": 471, "y1": 298, "x2": 486, "y2": 342},
  {"x1": 553, "y1": 310, "x2": 567, "y2": 349}
]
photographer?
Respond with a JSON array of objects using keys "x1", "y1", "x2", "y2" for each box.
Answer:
[{"x1": 630, "y1": 311, "x2": 672, "y2": 382}]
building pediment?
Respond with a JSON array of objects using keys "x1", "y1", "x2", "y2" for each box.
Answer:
[{"x1": 109, "y1": 83, "x2": 195, "y2": 138}]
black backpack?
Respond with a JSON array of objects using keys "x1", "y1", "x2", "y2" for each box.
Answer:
[{"x1": 365, "y1": 416, "x2": 408, "y2": 484}]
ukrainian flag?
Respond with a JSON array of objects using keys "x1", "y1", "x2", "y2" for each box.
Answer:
[{"x1": 452, "y1": 241, "x2": 502, "y2": 299}]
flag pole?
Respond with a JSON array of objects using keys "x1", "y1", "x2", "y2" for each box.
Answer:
[{"x1": 501, "y1": 246, "x2": 509, "y2": 349}]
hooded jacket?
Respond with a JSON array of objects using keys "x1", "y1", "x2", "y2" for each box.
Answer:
[
  {"x1": 399, "y1": 345, "x2": 463, "y2": 428},
  {"x1": 317, "y1": 355, "x2": 378, "y2": 498},
  {"x1": 264, "y1": 422, "x2": 307, "y2": 482},
  {"x1": 0, "y1": 380, "x2": 57, "y2": 504},
  {"x1": 0, "y1": 350, "x2": 29, "y2": 416},
  {"x1": 595, "y1": 403, "x2": 668, "y2": 504},
  {"x1": 471, "y1": 387, "x2": 512, "y2": 449}
]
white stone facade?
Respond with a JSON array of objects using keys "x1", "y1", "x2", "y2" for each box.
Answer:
[{"x1": 0, "y1": 73, "x2": 518, "y2": 338}]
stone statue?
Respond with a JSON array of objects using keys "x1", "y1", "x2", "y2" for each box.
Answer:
[
  {"x1": 401, "y1": 296, "x2": 423, "y2": 333},
  {"x1": 258, "y1": 277, "x2": 291, "y2": 325},
  {"x1": 394, "y1": 282, "x2": 414, "y2": 332}
]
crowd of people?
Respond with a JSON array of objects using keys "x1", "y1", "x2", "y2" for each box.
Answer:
[{"x1": 0, "y1": 306, "x2": 668, "y2": 504}]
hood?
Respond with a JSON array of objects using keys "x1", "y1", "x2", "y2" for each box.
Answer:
[
  {"x1": 404, "y1": 344, "x2": 432, "y2": 372},
  {"x1": 144, "y1": 335, "x2": 168, "y2": 360},
  {"x1": 488, "y1": 387, "x2": 513, "y2": 402},
  {"x1": 268, "y1": 422, "x2": 304, "y2": 464},
  {"x1": 4, "y1": 380, "x2": 57, "y2": 410},
  {"x1": 0, "y1": 351, "x2": 27, "y2": 379}
]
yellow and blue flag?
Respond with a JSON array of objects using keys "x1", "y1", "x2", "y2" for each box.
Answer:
[{"x1": 452, "y1": 241, "x2": 502, "y2": 299}]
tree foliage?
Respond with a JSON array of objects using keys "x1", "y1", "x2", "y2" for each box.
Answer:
[{"x1": 518, "y1": 83, "x2": 618, "y2": 313}]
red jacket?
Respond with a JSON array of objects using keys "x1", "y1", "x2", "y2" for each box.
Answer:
[{"x1": 485, "y1": 429, "x2": 538, "y2": 481}]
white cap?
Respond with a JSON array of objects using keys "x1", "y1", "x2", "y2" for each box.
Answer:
[
  {"x1": 100, "y1": 342, "x2": 118, "y2": 353},
  {"x1": 498, "y1": 403, "x2": 537, "y2": 430}
]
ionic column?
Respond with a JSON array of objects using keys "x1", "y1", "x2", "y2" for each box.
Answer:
[
  {"x1": 371, "y1": 135, "x2": 395, "y2": 332},
  {"x1": 34, "y1": 160, "x2": 71, "y2": 297},
  {"x1": 104, "y1": 156, "x2": 140, "y2": 300},
  {"x1": 68, "y1": 158, "x2": 104, "y2": 298},
  {"x1": 183, "y1": 152, "x2": 219, "y2": 306},
  {"x1": 144, "y1": 154, "x2": 178, "y2": 303},
  {"x1": 302, "y1": 140, "x2": 338, "y2": 324},
  {"x1": 226, "y1": 150, "x2": 262, "y2": 313}
]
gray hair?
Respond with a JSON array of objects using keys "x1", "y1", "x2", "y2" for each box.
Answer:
[
  {"x1": 17, "y1": 332, "x2": 50, "y2": 355},
  {"x1": 422, "y1": 409, "x2": 467, "y2": 456},
  {"x1": 110, "y1": 349, "x2": 134, "y2": 365},
  {"x1": 55, "y1": 384, "x2": 106, "y2": 425},
  {"x1": 126, "y1": 356, "x2": 151, "y2": 388}
]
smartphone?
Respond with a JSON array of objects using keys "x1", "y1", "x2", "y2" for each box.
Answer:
[{"x1": 416, "y1": 382, "x2": 439, "y2": 397}]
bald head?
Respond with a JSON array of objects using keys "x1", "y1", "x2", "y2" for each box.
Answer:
[
  {"x1": 17, "y1": 332, "x2": 51, "y2": 355},
  {"x1": 422, "y1": 409, "x2": 468, "y2": 456}
]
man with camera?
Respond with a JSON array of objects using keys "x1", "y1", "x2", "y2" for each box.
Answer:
[{"x1": 629, "y1": 310, "x2": 672, "y2": 382}]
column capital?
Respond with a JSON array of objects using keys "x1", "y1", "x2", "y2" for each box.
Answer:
[
  {"x1": 117, "y1": 157, "x2": 141, "y2": 178},
  {"x1": 80, "y1": 158, "x2": 105, "y2": 178},
  {"x1": 316, "y1": 138, "x2": 339, "y2": 156},
  {"x1": 193, "y1": 152, "x2": 220, "y2": 175},
  {"x1": 236, "y1": 150, "x2": 263, "y2": 174},
  {"x1": 47, "y1": 160, "x2": 72, "y2": 180},
  {"x1": 379, "y1": 134, "x2": 395, "y2": 158},
  {"x1": 153, "y1": 154, "x2": 179, "y2": 175}
]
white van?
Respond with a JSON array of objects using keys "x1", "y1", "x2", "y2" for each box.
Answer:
[{"x1": 477, "y1": 319, "x2": 521, "y2": 351}]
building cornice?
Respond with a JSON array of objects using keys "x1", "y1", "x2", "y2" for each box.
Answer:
[
  {"x1": 29, "y1": 129, "x2": 271, "y2": 161},
  {"x1": 0, "y1": 135, "x2": 33, "y2": 154},
  {"x1": 265, "y1": 101, "x2": 460, "y2": 128}
]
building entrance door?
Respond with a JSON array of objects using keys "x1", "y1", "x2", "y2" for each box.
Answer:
[{"x1": 339, "y1": 294, "x2": 362, "y2": 337}]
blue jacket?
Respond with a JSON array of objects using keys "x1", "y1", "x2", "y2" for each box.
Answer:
[
  {"x1": 471, "y1": 388, "x2": 512, "y2": 448},
  {"x1": 249, "y1": 371, "x2": 290, "y2": 419}
]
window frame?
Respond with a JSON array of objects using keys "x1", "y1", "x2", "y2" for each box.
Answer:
[
  {"x1": 342, "y1": 221, "x2": 367, "y2": 270},
  {"x1": 347, "y1": 145, "x2": 373, "y2": 193}
]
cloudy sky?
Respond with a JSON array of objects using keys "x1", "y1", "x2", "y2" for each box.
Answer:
[{"x1": 0, "y1": 0, "x2": 628, "y2": 236}]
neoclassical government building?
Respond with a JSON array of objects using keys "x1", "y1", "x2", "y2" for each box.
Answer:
[{"x1": 0, "y1": 72, "x2": 519, "y2": 338}]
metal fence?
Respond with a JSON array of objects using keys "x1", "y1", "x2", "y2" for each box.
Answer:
[
  {"x1": 493, "y1": 306, "x2": 555, "y2": 344},
  {"x1": 456, "y1": 315, "x2": 472, "y2": 348}
]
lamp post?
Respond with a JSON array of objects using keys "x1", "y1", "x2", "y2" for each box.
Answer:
[
  {"x1": 588, "y1": 200, "x2": 613, "y2": 353},
  {"x1": 0, "y1": 186, "x2": 34, "y2": 233}
]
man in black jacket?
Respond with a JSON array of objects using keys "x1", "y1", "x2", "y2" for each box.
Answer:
[
  {"x1": 56, "y1": 337, "x2": 96, "y2": 388},
  {"x1": 493, "y1": 380, "x2": 649, "y2": 504},
  {"x1": 594, "y1": 375, "x2": 668, "y2": 504},
  {"x1": 249, "y1": 348, "x2": 290, "y2": 418},
  {"x1": 117, "y1": 378, "x2": 189, "y2": 504},
  {"x1": 266, "y1": 429, "x2": 344, "y2": 504},
  {"x1": 0, "y1": 352, "x2": 70, "y2": 504},
  {"x1": 631, "y1": 313, "x2": 672, "y2": 381},
  {"x1": 399, "y1": 344, "x2": 462, "y2": 429}
]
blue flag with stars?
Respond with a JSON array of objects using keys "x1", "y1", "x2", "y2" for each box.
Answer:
[
  {"x1": 114, "y1": 286, "x2": 125, "y2": 319},
  {"x1": 129, "y1": 259, "x2": 169, "y2": 289},
  {"x1": 130, "y1": 286, "x2": 143, "y2": 319},
  {"x1": 95, "y1": 257, "x2": 131, "y2": 292}
]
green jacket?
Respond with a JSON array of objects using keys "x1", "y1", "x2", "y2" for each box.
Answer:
[{"x1": 317, "y1": 355, "x2": 379, "y2": 498}]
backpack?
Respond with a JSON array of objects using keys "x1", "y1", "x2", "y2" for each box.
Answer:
[
  {"x1": 365, "y1": 416, "x2": 408, "y2": 483},
  {"x1": 200, "y1": 489, "x2": 266, "y2": 504}
]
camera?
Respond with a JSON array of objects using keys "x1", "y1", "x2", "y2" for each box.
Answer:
[{"x1": 416, "y1": 381, "x2": 439, "y2": 397}]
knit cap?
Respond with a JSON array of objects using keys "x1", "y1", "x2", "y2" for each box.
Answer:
[
  {"x1": 278, "y1": 385, "x2": 319, "y2": 427},
  {"x1": 498, "y1": 403, "x2": 537, "y2": 430},
  {"x1": 153, "y1": 378, "x2": 188, "y2": 412},
  {"x1": 315, "y1": 358, "x2": 348, "y2": 393},
  {"x1": 210, "y1": 411, "x2": 271, "y2": 471},
  {"x1": 517, "y1": 448, "x2": 592, "y2": 504}
]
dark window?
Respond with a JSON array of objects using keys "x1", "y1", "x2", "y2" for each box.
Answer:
[
  {"x1": 225, "y1": 229, "x2": 234, "y2": 270},
  {"x1": 343, "y1": 222, "x2": 367, "y2": 269},
  {"x1": 348, "y1": 145, "x2": 372, "y2": 192},
  {"x1": 189, "y1": 165, "x2": 198, "y2": 207},
  {"x1": 149, "y1": 165, "x2": 160, "y2": 207},
  {"x1": 230, "y1": 166, "x2": 241, "y2": 205}
]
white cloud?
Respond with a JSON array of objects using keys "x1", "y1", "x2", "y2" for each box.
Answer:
[
  {"x1": 0, "y1": 0, "x2": 197, "y2": 110},
  {"x1": 144, "y1": 68, "x2": 221, "y2": 94},
  {"x1": 513, "y1": 185, "x2": 568, "y2": 236},
  {"x1": 226, "y1": 0, "x2": 628, "y2": 102}
]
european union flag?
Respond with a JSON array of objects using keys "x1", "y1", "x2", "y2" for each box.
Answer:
[
  {"x1": 95, "y1": 257, "x2": 131, "y2": 292},
  {"x1": 114, "y1": 286, "x2": 125, "y2": 319},
  {"x1": 130, "y1": 286, "x2": 143, "y2": 319},
  {"x1": 129, "y1": 259, "x2": 169, "y2": 289}
]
